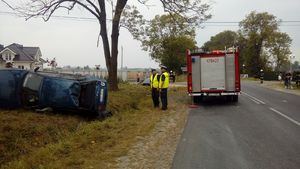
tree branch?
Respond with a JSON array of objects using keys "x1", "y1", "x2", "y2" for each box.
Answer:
[{"x1": 2, "y1": 0, "x2": 101, "y2": 21}]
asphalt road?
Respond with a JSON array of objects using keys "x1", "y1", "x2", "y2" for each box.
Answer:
[{"x1": 172, "y1": 81, "x2": 300, "y2": 169}]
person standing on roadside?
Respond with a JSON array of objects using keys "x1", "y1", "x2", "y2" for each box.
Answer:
[
  {"x1": 285, "y1": 71, "x2": 292, "y2": 89},
  {"x1": 136, "y1": 72, "x2": 140, "y2": 83},
  {"x1": 150, "y1": 69, "x2": 160, "y2": 107},
  {"x1": 159, "y1": 65, "x2": 170, "y2": 110}
]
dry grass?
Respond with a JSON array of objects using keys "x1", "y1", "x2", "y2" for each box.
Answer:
[
  {"x1": 175, "y1": 74, "x2": 187, "y2": 82},
  {"x1": 0, "y1": 110, "x2": 83, "y2": 167},
  {"x1": 0, "y1": 84, "x2": 189, "y2": 169}
]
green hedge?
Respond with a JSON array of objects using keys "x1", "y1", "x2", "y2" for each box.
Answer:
[{"x1": 263, "y1": 71, "x2": 278, "y2": 81}]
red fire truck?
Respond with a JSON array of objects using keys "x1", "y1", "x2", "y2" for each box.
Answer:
[{"x1": 186, "y1": 48, "x2": 241, "y2": 102}]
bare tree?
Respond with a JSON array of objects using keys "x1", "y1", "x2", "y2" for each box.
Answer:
[{"x1": 2, "y1": 0, "x2": 211, "y2": 91}]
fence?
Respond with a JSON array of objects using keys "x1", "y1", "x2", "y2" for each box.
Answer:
[{"x1": 57, "y1": 69, "x2": 150, "y2": 82}]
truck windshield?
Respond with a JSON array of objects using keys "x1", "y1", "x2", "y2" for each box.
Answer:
[{"x1": 23, "y1": 73, "x2": 43, "y2": 91}]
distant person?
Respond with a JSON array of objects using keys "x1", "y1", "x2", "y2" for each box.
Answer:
[
  {"x1": 150, "y1": 69, "x2": 160, "y2": 107},
  {"x1": 170, "y1": 70, "x2": 176, "y2": 83},
  {"x1": 295, "y1": 72, "x2": 300, "y2": 88},
  {"x1": 136, "y1": 72, "x2": 140, "y2": 83},
  {"x1": 278, "y1": 73, "x2": 282, "y2": 81},
  {"x1": 260, "y1": 69, "x2": 264, "y2": 84},
  {"x1": 285, "y1": 72, "x2": 292, "y2": 89},
  {"x1": 278, "y1": 73, "x2": 282, "y2": 84},
  {"x1": 159, "y1": 65, "x2": 170, "y2": 110}
]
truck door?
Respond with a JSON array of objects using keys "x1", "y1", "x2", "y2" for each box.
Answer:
[
  {"x1": 200, "y1": 56, "x2": 226, "y2": 91},
  {"x1": 191, "y1": 56, "x2": 201, "y2": 92},
  {"x1": 225, "y1": 53, "x2": 236, "y2": 91}
]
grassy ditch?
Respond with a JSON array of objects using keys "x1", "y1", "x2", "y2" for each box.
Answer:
[{"x1": 0, "y1": 84, "x2": 189, "y2": 169}]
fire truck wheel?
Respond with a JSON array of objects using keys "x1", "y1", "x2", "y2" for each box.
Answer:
[
  {"x1": 233, "y1": 95, "x2": 238, "y2": 102},
  {"x1": 193, "y1": 96, "x2": 203, "y2": 104},
  {"x1": 226, "y1": 95, "x2": 232, "y2": 102}
]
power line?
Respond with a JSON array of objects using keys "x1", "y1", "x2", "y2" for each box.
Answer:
[
  {"x1": 204, "y1": 21, "x2": 300, "y2": 23},
  {"x1": 201, "y1": 24, "x2": 300, "y2": 27},
  {"x1": 0, "y1": 11, "x2": 110, "y2": 21},
  {"x1": 1, "y1": 11, "x2": 300, "y2": 26}
]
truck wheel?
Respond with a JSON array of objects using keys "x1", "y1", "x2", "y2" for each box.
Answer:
[
  {"x1": 233, "y1": 95, "x2": 238, "y2": 102},
  {"x1": 226, "y1": 95, "x2": 232, "y2": 102},
  {"x1": 193, "y1": 96, "x2": 198, "y2": 104},
  {"x1": 193, "y1": 96, "x2": 203, "y2": 104}
]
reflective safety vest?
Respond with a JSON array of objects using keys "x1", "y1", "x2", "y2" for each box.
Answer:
[
  {"x1": 150, "y1": 73, "x2": 159, "y2": 88},
  {"x1": 159, "y1": 72, "x2": 169, "y2": 89}
]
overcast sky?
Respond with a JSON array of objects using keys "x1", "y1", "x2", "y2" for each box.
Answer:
[{"x1": 0, "y1": 0, "x2": 299, "y2": 69}]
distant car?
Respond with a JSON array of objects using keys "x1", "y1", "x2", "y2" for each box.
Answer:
[
  {"x1": 0, "y1": 69, "x2": 109, "y2": 117},
  {"x1": 142, "y1": 78, "x2": 150, "y2": 86}
]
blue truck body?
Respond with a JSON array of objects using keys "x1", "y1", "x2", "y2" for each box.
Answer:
[{"x1": 0, "y1": 69, "x2": 108, "y2": 116}]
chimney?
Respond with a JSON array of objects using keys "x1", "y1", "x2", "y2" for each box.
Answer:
[{"x1": 0, "y1": 44, "x2": 4, "y2": 50}]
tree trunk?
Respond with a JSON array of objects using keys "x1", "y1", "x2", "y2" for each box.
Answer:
[
  {"x1": 108, "y1": 65, "x2": 118, "y2": 90},
  {"x1": 98, "y1": 0, "x2": 127, "y2": 91},
  {"x1": 109, "y1": 0, "x2": 127, "y2": 91}
]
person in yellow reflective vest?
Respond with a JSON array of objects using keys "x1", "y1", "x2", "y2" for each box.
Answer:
[
  {"x1": 150, "y1": 69, "x2": 160, "y2": 107},
  {"x1": 159, "y1": 65, "x2": 169, "y2": 110}
]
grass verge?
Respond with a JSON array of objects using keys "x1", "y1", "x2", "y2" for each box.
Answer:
[
  {"x1": 241, "y1": 77, "x2": 258, "y2": 81},
  {"x1": 272, "y1": 82, "x2": 300, "y2": 91},
  {"x1": 0, "y1": 84, "x2": 188, "y2": 169}
]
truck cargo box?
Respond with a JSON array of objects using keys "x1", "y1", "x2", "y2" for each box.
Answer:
[{"x1": 186, "y1": 48, "x2": 240, "y2": 102}]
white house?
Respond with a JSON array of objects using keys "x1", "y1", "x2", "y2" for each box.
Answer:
[{"x1": 0, "y1": 43, "x2": 45, "y2": 70}]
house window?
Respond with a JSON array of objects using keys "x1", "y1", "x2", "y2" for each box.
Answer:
[
  {"x1": 4, "y1": 53, "x2": 12, "y2": 61},
  {"x1": 18, "y1": 65, "x2": 25, "y2": 69}
]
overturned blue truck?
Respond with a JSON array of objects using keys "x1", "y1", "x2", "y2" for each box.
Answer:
[{"x1": 0, "y1": 69, "x2": 110, "y2": 118}]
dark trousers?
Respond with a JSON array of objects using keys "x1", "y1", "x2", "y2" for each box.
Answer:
[
  {"x1": 152, "y1": 88, "x2": 160, "y2": 107},
  {"x1": 160, "y1": 88, "x2": 168, "y2": 110}
]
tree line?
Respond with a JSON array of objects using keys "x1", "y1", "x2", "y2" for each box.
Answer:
[
  {"x1": 203, "y1": 11, "x2": 293, "y2": 76},
  {"x1": 145, "y1": 11, "x2": 293, "y2": 77}
]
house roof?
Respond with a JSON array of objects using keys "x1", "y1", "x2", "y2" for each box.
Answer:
[
  {"x1": 0, "y1": 43, "x2": 43, "y2": 62},
  {"x1": 8, "y1": 43, "x2": 34, "y2": 61},
  {"x1": 0, "y1": 44, "x2": 3, "y2": 61},
  {"x1": 0, "y1": 44, "x2": 4, "y2": 51},
  {"x1": 23, "y1": 47, "x2": 40, "y2": 57}
]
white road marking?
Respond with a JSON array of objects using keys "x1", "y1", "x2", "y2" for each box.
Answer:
[
  {"x1": 242, "y1": 92, "x2": 266, "y2": 105},
  {"x1": 249, "y1": 98, "x2": 261, "y2": 104},
  {"x1": 269, "y1": 108, "x2": 300, "y2": 127},
  {"x1": 282, "y1": 100, "x2": 288, "y2": 103}
]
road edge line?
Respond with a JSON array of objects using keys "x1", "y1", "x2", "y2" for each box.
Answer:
[
  {"x1": 269, "y1": 107, "x2": 300, "y2": 127},
  {"x1": 242, "y1": 92, "x2": 266, "y2": 104}
]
